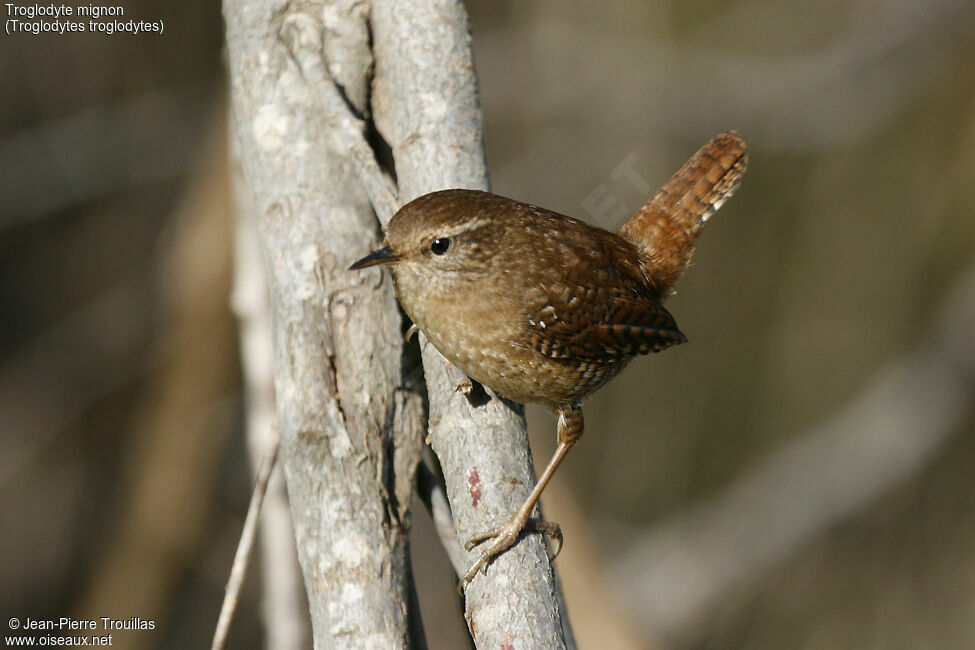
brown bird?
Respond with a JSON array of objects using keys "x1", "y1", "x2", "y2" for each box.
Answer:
[{"x1": 351, "y1": 131, "x2": 747, "y2": 589}]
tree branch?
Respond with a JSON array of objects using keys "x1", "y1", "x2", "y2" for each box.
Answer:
[
  {"x1": 370, "y1": 1, "x2": 574, "y2": 647},
  {"x1": 224, "y1": 0, "x2": 424, "y2": 645}
]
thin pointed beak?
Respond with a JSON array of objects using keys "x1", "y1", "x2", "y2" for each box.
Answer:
[{"x1": 349, "y1": 245, "x2": 400, "y2": 270}]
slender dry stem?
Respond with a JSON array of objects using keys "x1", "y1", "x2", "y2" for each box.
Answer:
[{"x1": 211, "y1": 435, "x2": 280, "y2": 650}]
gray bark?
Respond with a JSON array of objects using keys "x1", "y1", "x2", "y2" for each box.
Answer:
[
  {"x1": 370, "y1": 2, "x2": 572, "y2": 647},
  {"x1": 225, "y1": 0, "x2": 573, "y2": 646},
  {"x1": 225, "y1": 1, "x2": 424, "y2": 647}
]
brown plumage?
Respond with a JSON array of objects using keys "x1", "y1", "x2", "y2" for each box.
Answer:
[
  {"x1": 351, "y1": 131, "x2": 748, "y2": 590},
  {"x1": 619, "y1": 130, "x2": 748, "y2": 295}
]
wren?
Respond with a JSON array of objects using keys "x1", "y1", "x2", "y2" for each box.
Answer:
[{"x1": 351, "y1": 131, "x2": 747, "y2": 590}]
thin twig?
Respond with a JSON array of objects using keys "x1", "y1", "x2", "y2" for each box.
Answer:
[{"x1": 211, "y1": 433, "x2": 280, "y2": 650}]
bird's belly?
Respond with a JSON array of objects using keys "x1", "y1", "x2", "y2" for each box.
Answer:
[{"x1": 420, "y1": 317, "x2": 629, "y2": 407}]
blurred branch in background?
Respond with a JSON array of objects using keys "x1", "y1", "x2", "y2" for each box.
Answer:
[
  {"x1": 72, "y1": 104, "x2": 237, "y2": 647},
  {"x1": 541, "y1": 481, "x2": 656, "y2": 650},
  {"x1": 651, "y1": 0, "x2": 974, "y2": 148},
  {"x1": 0, "y1": 86, "x2": 213, "y2": 230},
  {"x1": 230, "y1": 142, "x2": 311, "y2": 649},
  {"x1": 0, "y1": 272, "x2": 157, "y2": 620},
  {"x1": 614, "y1": 257, "x2": 975, "y2": 646},
  {"x1": 0, "y1": 276, "x2": 152, "y2": 491},
  {"x1": 478, "y1": 0, "x2": 974, "y2": 151}
]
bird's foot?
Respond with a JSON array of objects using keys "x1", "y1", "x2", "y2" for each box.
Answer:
[
  {"x1": 444, "y1": 359, "x2": 475, "y2": 394},
  {"x1": 458, "y1": 518, "x2": 563, "y2": 593}
]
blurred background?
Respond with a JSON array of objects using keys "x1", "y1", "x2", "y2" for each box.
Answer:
[{"x1": 2, "y1": 0, "x2": 974, "y2": 648}]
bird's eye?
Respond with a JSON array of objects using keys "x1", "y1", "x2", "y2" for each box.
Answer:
[{"x1": 431, "y1": 238, "x2": 451, "y2": 255}]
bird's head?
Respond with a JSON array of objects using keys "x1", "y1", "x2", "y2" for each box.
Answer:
[{"x1": 350, "y1": 190, "x2": 503, "y2": 299}]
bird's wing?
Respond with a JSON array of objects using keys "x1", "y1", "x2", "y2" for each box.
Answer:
[{"x1": 524, "y1": 283, "x2": 686, "y2": 360}]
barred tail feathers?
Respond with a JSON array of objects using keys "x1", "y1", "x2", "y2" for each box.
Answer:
[{"x1": 618, "y1": 131, "x2": 747, "y2": 295}]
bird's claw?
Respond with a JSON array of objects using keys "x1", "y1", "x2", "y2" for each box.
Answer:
[
  {"x1": 536, "y1": 521, "x2": 563, "y2": 560},
  {"x1": 464, "y1": 525, "x2": 502, "y2": 551},
  {"x1": 456, "y1": 519, "x2": 563, "y2": 594},
  {"x1": 403, "y1": 323, "x2": 419, "y2": 343},
  {"x1": 442, "y1": 359, "x2": 474, "y2": 394}
]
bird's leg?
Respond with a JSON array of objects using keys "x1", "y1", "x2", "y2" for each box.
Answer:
[{"x1": 460, "y1": 405, "x2": 583, "y2": 591}]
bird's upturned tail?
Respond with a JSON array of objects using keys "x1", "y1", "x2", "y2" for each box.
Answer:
[{"x1": 618, "y1": 131, "x2": 747, "y2": 296}]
